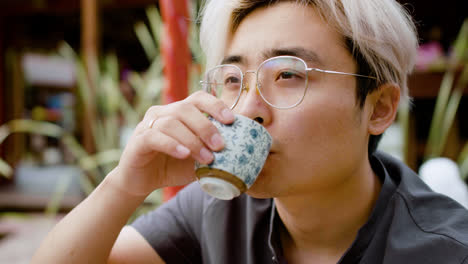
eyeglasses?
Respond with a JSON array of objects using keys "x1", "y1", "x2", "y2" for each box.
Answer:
[{"x1": 200, "y1": 55, "x2": 376, "y2": 109}]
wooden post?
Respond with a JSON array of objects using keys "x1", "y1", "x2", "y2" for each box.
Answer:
[
  {"x1": 0, "y1": 17, "x2": 5, "y2": 183},
  {"x1": 160, "y1": 0, "x2": 191, "y2": 201},
  {"x1": 0, "y1": 17, "x2": 4, "y2": 130},
  {"x1": 80, "y1": 0, "x2": 99, "y2": 153},
  {"x1": 160, "y1": 0, "x2": 191, "y2": 104}
]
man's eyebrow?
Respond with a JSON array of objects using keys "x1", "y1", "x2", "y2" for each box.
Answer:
[
  {"x1": 220, "y1": 48, "x2": 324, "y2": 67},
  {"x1": 263, "y1": 47, "x2": 325, "y2": 67},
  {"x1": 220, "y1": 55, "x2": 244, "y2": 65}
]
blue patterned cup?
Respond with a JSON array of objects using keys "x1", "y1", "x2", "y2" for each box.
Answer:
[{"x1": 195, "y1": 114, "x2": 272, "y2": 200}]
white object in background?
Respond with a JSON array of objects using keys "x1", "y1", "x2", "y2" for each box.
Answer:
[
  {"x1": 378, "y1": 122, "x2": 403, "y2": 161},
  {"x1": 22, "y1": 53, "x2": 76, "y2": 87},
  {"x1": 419, "y1": 158, "x2": 468, "y2": 209},
  {"x1": 120, "y1": 126, "x2": 135, "y2": 149},
  {"x1": 42, "y1": 147, "x2": 63, "y2": 166}
]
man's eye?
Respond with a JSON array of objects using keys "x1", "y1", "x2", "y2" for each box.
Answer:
[
  {"x1": 279, "y1": 71, "x2": 295, "y2": 79},
  {"x1": 277, "y1": 70, "x2": 301, "y2": 81},
  {"x1": 224, "y1": 76, "x2": 240, "y2": 84}
]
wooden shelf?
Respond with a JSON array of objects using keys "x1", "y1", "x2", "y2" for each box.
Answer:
[{"x1": 409, "y1": 70, "x2": 468, "y2": 99}]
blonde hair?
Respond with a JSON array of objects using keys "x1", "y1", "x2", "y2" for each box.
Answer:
[{"x1": 200, "y1": 0, "x2": 419, "y2": 105}]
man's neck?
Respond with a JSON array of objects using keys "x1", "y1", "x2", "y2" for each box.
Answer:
[{"x1": 274, "y1": 160, "x2": 382, "y2": 263}]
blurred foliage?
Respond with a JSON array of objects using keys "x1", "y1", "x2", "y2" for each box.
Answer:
[
  {"x1": 0, "y1": 4, "x2": 205, "y2": 217},
  {"x1": 425, "y1": 19, "x2": 468, "y2": 161},
  {"x1": 400, "y1": 18, "x2": 468, "y2": 179}
]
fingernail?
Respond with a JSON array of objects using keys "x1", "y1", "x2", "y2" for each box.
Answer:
[
  {"x1": 175, "y1": 145, "x2": 190, "y2": 157},
  {"x1": 211, "y1": 133, "x2": 224, "y2": 149},
  {"x1": 222, "y1": 108, "x2": 234, "y2": 121},
  {"x1": 200, "y1": 147, "x2": 213, "y2": 163}
]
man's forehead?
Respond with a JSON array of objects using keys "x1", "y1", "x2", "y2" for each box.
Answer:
[{"x1": 224, "y1": 2, "x2": 347, "y2": 69}]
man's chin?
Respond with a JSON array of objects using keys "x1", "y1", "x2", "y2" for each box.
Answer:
[
  {"x1": 245, "y1": 189, "x2": 274, "y2": 199},
  {"x1": 245, "y1": 175, "x2": 275, "y2": 199}
]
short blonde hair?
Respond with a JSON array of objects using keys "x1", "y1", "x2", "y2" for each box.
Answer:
[{"x1": 200, "y1": 0, "x2": 419, "y2": 105}]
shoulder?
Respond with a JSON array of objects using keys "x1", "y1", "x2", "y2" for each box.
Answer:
[{"x1": 375, "y1": 152, "x2": 468, "y2": 262}]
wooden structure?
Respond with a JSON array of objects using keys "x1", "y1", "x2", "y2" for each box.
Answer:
[{"x1": 81, "y1": 0, "x2": 99, "y2": 153}]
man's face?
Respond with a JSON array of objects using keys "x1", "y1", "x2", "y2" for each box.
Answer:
[{"x1": 224, "y1": 2, "x2": 373, "y2": 198}]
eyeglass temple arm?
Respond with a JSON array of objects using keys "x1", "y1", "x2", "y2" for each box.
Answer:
[{"x1": 307, "y1": 67, "x2": 377, "y2": 80}]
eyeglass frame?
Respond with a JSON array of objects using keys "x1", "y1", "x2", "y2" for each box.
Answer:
[{"x1": 200, "y1": 55, "x2": 377, "y2": 110}]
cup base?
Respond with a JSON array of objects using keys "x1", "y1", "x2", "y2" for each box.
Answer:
[
  {"x1": 195, "y1": 167, "x2": 247, "y2": 200},
  {"x1": 198, "y1": 177, "x2": 240, "y2": 200}
]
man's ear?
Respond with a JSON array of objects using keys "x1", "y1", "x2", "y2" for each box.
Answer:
[{"x1": 367, "y1": 83, "x2": 400, "y2": 136}]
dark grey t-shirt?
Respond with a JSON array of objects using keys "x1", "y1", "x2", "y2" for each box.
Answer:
[{"x1": 132, "y1": 152, "x2": 468, "y2": 263}]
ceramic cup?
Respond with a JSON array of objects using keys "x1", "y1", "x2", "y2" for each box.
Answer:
[{"x1": 195, "y1": 114, "x2": 272, "y2": 200}]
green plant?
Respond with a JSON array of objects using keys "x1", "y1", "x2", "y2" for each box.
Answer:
[
  {"x1": 422, "y1": 18, "x2": 468, "y2": 179},
  {"x1": 0, "y1": 4, "x2": 205, "y2": 216}
]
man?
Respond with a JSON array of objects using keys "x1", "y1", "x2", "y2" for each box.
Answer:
[{"x1": 33, "y1": 0, "x2": 468, "y2": 263}]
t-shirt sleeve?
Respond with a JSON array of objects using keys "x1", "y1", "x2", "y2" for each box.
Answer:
[{"x1": 131, "y1": 182, "x2": 205, "y2": 264}]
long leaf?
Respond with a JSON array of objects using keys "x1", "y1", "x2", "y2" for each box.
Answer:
[
  {"x1": 6, "y1": 120, "x2": 63, "y2": 139},
  {"x1": 135, "y1": 22, "x2": 158, "y2": 61},
  {"x1": 129, "y1": 71, "x2": 147, "y2": 100},
  {"x1": 59, "y1": 136, "x2": 99, "y2": 183},
  {"x1": 0, "y1": 123, "x2": 11, "y2": 145},
  {"x1": 0, "y1": 159, "x2": 13, "y2": 178},
  {"x1": 424, "y1": 70, "x2": 455, "y2": 159},
  {"x1": 93, "y1": 119, "x2": 106, "y2": 153},
  {"x1": 459, "y1": 142, "x2": 468, "y2": 180},
  {"x1": 0, "y1": 120, "x2": 65, "y2": 174},
  {"x1": 398, "y1": 102, "x2": 411, "y2": 164},
  {"x1": 75, "y1": 58, "x2": 100, "y2": 149},
  {"x1": 59, "y1": 42, "x2": 101, "y2": 152},
  {"x1": 78, "y1": 149, "x2": 122, "y2": 172},
  {"x1": 119, "y1": 96, "x2": 139, "y2": 126},
  {"x1": 79, "y1": 173, "x2": 96, "y2": 196},
  {"x1": 105, "y1": 53, "x2": 119, "y2": 82},
  {"x1": 146, "y1": 57, "x2": 164, "y2": 82},
  {"x1": 45, "y1": 174, "x2": 73, "y2": 216},
  {"x1": 0, "y1": 119, "x2": 104, "y2": 181},
  {"x1": 0, "y1": 120, "x2": 101, "y2": 181},
  {"x1": 145, "y1": 5, "x2": 163, "y2": 50},
  {"x1": 438, "y1": 65, "x2": 468, "y2": 153},
  {"x1": 453, "y1": 19, "x2": 468, "y2": 62},
  {"x1": 425, "y1": 19, "x2": 468, "y2": 159}
]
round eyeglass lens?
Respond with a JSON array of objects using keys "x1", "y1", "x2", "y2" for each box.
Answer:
[
  {"x1": 257, "y1": 57, "x2": 308, "y2": 108},
  {"x1": 203, "y1": 65, "x2": 242, "y2": 109}
]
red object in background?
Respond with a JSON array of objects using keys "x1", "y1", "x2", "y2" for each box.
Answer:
[{"x1": 159, "y1": 0, "x2": 191, "y2": 201}]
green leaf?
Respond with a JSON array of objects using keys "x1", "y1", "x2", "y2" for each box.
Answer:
[
  {"x1": 452, "y1": 19, "x2": 468, "y2": 62},
  {"x1": 398, "y1": 102, "x2": 411, "y2": 164},
  {"x1": 424, "y1": 71, "x2": 454, "y2": 159},
  {"x1": 134, "y1": 22, "x2": 158, "y2": 61},
  {"x1": 459, "y1": 142, "x2": 468, "y2": 180},
  {"x1": 78, "y1": 173, "x2": 96, "y2": 196},
  {"x1": 425, "y1": 17, "x2": 468, "y2": 160},
  {"x1": 0, "y1": 159, "x2": 13, "y2": 178},
  {"x1": 145, "y1": 5, "x2": 163, "y2": 50},
  {"x1": 45, "y1": 174, "x2": 73, "y2": 216},
  {"x1": 438, "y1": 65, "x2": 468, "y2": 154},
  {"x1": 0, "y1": 120, "x2": 63, "y2": 141},
  {"x1": 78, "y1": 149, "x2": 122, "y2": 172},
  {"x1": 0, "y1": 124, "x2": 11, "y2": 145},
  {"x1": 105, "y1": 53, "x2": 120, "y2": 82}
]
